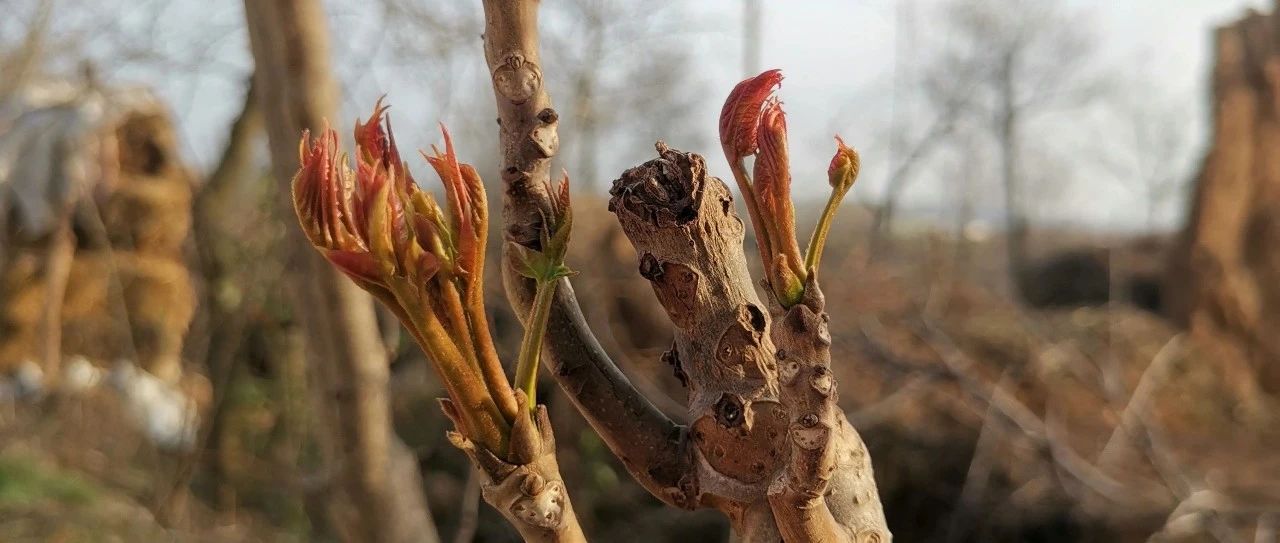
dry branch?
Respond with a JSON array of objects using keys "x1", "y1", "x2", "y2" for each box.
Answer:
[{"x1": 605, "y1": 142, "x2": 889, "y2": 541}]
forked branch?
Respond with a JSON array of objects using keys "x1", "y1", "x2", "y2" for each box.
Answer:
[
  {"x1": 479, "y1": 0, "x2": 700, "y2": 508},
  {"x1": 288, "y1": 104, "x2": 585, "y2": 541},
  {"x1": 480, "y1": 1, "x2": 890, "y2": 541}
]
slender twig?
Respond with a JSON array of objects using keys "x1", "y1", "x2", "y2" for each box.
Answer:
[
  {"x1": 803, "y1": 189, "x2": 844, "y2": 275},
  {"x1": 514, "y1": 278, "x2": 557, "y2": 411},
  {"x1": 1096, "y1": 335, "x2": 1184, "y2": 468},
  {"x1": 481, "y1": 0, "x2": 694, "y2": 507},
  {"x1": 453, "y1": 470, "x2": 482, "y2": 543}
]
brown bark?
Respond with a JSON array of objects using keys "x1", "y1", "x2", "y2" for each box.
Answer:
[
  {"x1": 447, "y1": 395, "x2": 586, "y2": 543},
  {"x1": 480, "y1": 2, "x2": 889, "y2": 540},
  {"x1": 1167, "y1": 4, "x2": 1280, "y2": 400},
  {"x1": 241, "y1": 2, "x2": 438, "y2": 542},
  {"x1": 481, "y1": 0, "x2": 699, "y2": 509},
  {"x1": 767, "y1": 286, "x2": 886, "y2": 542},
  {"x1": 610, "y1": 146, "x2": 889, "y2": 541}
]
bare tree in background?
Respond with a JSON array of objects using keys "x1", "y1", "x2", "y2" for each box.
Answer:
[
  {"x1": 948, "y1": 129, "x2": 988, "y2": 270},
  {"x1": 241, "y1": 2, "x2": 439, "y2": 542},
  {"x1": 0, "y1": 0, "x2": 54, "y2": 104},
  {"x1": 935, "y1": 0, "x2": 1101, "y2": 295},
  {"x1": 1109, "y1": 94, "x2": 1192, "y2": 231},
  {"x1": 546, "y1": 0, "x2": 708, "y2": 190},
  {"x1": 869, "y1": 40, "x2": 968, "y2": 254}
]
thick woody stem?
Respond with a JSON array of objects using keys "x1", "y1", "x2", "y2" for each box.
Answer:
[
  {"x1": 610, "y1": 145, "x2": 890, "y2": 542},
  {"x1": 609, "y1": 143, "x2": 781, "y2": 433},
  {"x1": 447, "y1": 396, "x2": 586, "y2": 543},
  {"x1": 768, "y1": 283, "x2": 889, "y2": 542},
  {"x1": 480, "y1": 0, "x2": 699, "y2": 508},
  {"x1": 610, "y1": 145, "x2": 787, "y2": 536}
]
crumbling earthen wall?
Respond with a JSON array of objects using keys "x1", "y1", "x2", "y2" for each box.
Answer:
[
  {"x1": 1168, "y1": 3, "x2": 1280, "y2": 397},
  {"x1": 0, "y1": 104, "x2": 194, "y2": 383}
]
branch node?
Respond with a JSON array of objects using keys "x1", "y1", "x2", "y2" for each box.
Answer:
[{"x1": 529, "y1": 121, "x2": 558, "y2": 158}]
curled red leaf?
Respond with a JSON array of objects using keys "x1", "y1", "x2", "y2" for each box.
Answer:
[
  {"x1": 754, "y1": 98, "x2": 791, "y2": 226},
  {"x1": 718, "y1": 69, "x2": 783, "y2": 163}
]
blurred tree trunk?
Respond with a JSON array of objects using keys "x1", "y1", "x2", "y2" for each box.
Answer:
[
  {"x1": 1168, "y1": 5, "x2": 1280, "y2": 401},
  {"x1": 37, "y1": 214, "x2": 73, "y2": 382},
  {"x1": 190, "y1": 76, "x2": 261, "y2": 518},
  {"x1": 868, "y1": 120, "x2": 953, "y2": 256},
  {"x1": 241, "y1": 2, "x2": 440, "y2": 542},
  {"x1": 995, "y1": 50, "x2": 1028, "y2": 298}
]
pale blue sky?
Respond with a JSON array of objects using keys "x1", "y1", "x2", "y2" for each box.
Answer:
[
  {"x1": 109, "y1": 0, "x2": 1270, "y2": 231},
  {"x1": 685, "y1": 0, "x2": 1269, "y2": 230}
]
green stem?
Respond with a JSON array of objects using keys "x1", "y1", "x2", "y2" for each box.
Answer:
[
  {"x1": 804, "y1": 187, "x2": 848, "y2": 276},
  {"x1": 513, "y1": 278, "x2": 558, "y2": 411}
]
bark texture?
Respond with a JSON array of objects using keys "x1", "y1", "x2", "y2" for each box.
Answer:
[
  {"x1": 481, "y1": 0, "x2": 698, "y2": 508},
  {"x1": 610, "y1": 145, "x2": 888, "y2": 541},
  {"x1": 1167, "y1": 2, "x2": 1280, "y2": 398},
  {"x1": 242, "y1": 2, "x2": 438, "y2": 542},
  {"x1": 480, "y1": 2, "x2": 889, "y2": 540},
  {"x1": 447, "y1": 397, "x2": 585, "y2": 543}
]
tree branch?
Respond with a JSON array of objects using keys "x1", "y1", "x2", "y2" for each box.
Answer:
[
  {"x1": 448, "y1": 396, "x2": 586, "y2": 543},
  {"x1": 609, "y1": 144, "x2": 889, "y2": 541},
  {"x1": 479, "y1": 0, "x2": 698, "y2": 508}
]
